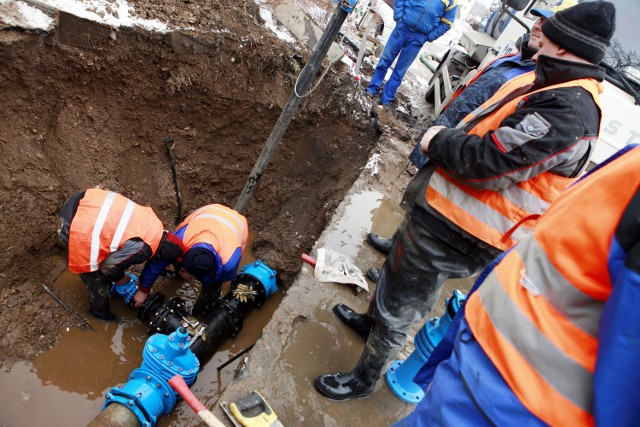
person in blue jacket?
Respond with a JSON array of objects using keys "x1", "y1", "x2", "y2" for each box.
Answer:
[
  {"x1": 366, "y1": 0, "x2": 457, "y2": 106},
  {"x1": 394, "y1": 145, "x2": 640, "y2": 426}
]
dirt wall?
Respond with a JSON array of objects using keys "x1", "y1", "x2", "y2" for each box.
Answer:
[{"x1": 0, "y1": 10, "x2": 378, "y2": 363}]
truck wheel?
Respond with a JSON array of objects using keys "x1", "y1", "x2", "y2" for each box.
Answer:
[{"x1": 425, "y1": 84, "x2": 435, "y2": 103}]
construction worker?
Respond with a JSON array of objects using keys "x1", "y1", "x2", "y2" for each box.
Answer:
[
  {"x1": 366, "y1": 0, "x2": 457, "y2": 106},
  {"x1": 316, "y1": 1, "x2": 616, "y2": 400},
  {"x1": 58, "y1": 189, "x2": 185, "y2": 321},
  {"x1": 138, "y1": 204, "x2": 248, "y2": 316},
  {"x1": 408, "y1": 8, "x2": 554, "y2": 168},
  {"x1": 394, "y1": 145, "x2": 640, "y2": 426}
]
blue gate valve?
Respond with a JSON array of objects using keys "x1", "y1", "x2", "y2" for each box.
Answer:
[
  {"x1": 386, "y1": 290, "x2": 466, "y2": 404},
  {"x1": 103, "y1": 326, "x2": 200, "y2": 426}
]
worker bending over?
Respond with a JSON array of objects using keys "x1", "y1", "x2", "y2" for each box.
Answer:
[
  {"x1": 138, "y1": 204, "x2": 248, "y2": 316},
  {"x1": 58, "y1": 188, "x2": 184, "y2": 321}
]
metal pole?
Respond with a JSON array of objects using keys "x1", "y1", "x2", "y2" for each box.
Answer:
[
  {"x1": 42, "y1": 284, "x2": 93, "y2": 330},
  {"x1": 234, "y1": 5, "x2": 349, "y2": 213}
]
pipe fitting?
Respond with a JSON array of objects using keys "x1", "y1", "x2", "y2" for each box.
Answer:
[{"x1": 386, "y1": 290, "x2": 466, "y2": 404}]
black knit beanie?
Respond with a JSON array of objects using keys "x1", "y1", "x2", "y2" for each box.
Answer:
[
  {"x1": 541, "y1": 1, "x2": 616, "y2": 64},
  {"x1": 182, "y1": 247, "x2": 216, "y2": 277}
]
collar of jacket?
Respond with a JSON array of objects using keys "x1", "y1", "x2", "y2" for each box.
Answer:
[
  {"x1": 533, "y1": 55, "x2": 605, "y2": 89},
  {"x1": 519, "y1": 34, "x2": 537, "y2": 61}
]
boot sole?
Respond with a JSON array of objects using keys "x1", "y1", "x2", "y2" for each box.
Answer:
[{"x1": 314, "y1": 377, "x2": 374, "y2": 401}]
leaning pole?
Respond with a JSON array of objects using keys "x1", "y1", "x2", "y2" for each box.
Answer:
[{"x1": 234, "y1": 0, "x2": 358, "y2": 213}]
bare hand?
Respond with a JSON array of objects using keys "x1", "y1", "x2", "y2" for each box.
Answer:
[
  {"x1": 133, "y1": 290, "x2": 148, "y2": 308},
  {"x1": 420, "y1": 126, "x2": 446, "y2": 154}
]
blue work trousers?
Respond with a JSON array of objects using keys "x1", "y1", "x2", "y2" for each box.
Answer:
[{"x1": 367, "y1": 21, "x2": 428, "y2": 104}]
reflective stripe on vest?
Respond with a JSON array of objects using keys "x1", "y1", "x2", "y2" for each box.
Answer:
[
  {"x1": 465, "y1": 147, "x2": 640, "y2": 426},
  {"x1": 68, "y1": 189, "x2": 164, "y2": 273},
  {"x1": 178, "y1": 204, "x2": 248, "y2": 264},
  {"x1": 428, "y1": 77, "x2": 602, "y2": 250}
]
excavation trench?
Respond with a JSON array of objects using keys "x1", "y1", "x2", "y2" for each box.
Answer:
[{"x1": 0, "y1": 12, "x2": 379, "y2": 425}]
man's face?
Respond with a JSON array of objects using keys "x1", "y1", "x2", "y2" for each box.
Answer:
[
  {"x1": 532, "y1": 31, "x2": 562, "y2": 61},
  {"x1": 528, "y1": 17, "x2": 547, "y2": 50}
]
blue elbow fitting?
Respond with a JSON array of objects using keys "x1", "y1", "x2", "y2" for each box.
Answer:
[
  {"x1": 110, "y1": 272, "x2": 139, "y2": 305},
  {"x1": 103, "y1": 327, "x2": 200, "y2": 426},
  {"x1": 386, "y1": 290, "x2": 466, "y2": 404}
]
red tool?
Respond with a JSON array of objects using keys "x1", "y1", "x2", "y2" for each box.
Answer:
[
  {"x1": 301, "y1": 253, "x2": 316, "y2": 267},
  {"x1": 168, "y1": 375, "x2": 226, "y2": 427}
]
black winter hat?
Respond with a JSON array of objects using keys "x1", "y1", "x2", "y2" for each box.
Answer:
[
  {"x1": 182, "y1": 247, "x2": 216, "y2": 277},
  {"x1": 541, "y1": 1, "x2": 615, "y2": 64}
]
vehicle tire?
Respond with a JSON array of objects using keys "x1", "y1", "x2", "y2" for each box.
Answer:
[{"x1": 425, "y1": 84, "x2": 435, "y2": 103}]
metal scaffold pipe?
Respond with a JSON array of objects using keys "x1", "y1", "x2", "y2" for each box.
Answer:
[{"x1": 234, "y1": 2, "x2": 351, "y2": 213}]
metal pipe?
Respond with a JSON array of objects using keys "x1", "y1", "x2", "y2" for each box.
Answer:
[
  {"x1": 87, "y1": 403, "x2": 140, "y2": 427},
  {"x1": 42, "y1": 284, "x2": 93, "y2": 330},
  {"x1": 234, "y1": 3, "x2": 350, "y2": 213}
]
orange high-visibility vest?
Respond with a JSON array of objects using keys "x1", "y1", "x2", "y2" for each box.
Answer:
[
  {"x1": 427, "y1": 76, "x2": 602, "y2": 250},
  {"x1": 465, "y1": 146, "x2": 640, "y2": 426},
  {"x1": 178, "y1": 204, "x2": 248, "y2": 264},
  {"x1": 68, "y1": 189, "x2": 164, "y2": 273}
]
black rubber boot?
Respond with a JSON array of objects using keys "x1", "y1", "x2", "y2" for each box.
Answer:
[
  {"x1": 192, "y1": 286, "x2": 219, "y2": 317},
  {"x1": 367, "y1": 232, "x2": 393, "y2": 255},
  {"x1": 333, "y1": 304, "x2": 373, "y2": 342},
  {"x1": 88, "y1": 299, "x2": 119, "y2": 322},
  {"x1": 315, "y1": 371, "x2": 376, "y2": 401},
  {"x1": 366, "y1": 267, "x2": 381, "y2": 283}
]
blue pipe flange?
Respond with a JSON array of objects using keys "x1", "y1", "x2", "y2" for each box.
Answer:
[{"x1": 238, "y1": 260, "x2": 278, "y2": 298}]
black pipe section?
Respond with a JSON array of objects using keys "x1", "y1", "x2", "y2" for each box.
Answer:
[{"x1": 137, "y1": 275, "x2": 268, "y2": 364}]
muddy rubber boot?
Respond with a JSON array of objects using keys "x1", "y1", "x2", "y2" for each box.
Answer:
[
  {"x1": 315, "y1": 371, "x2": 376, "y2": 401},
  {"x1": 366, "y1": 267, "x2": 381, "y2": 283},
  {"x1": 192, "y1": 286, "x2": 218, "y2": 317},
  {"x1": 88, "y1": 299, "x2": 119, "y2": 322},
  {"x1": 367, "y1": 232, "x2": 393, "y2": 255},
  {"x1": 333, "y1": 304, "x2": 374, "y2": 342}
]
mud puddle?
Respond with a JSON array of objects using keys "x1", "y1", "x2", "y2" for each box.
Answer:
[{"x1": 1, "y1": 259, "x2": 284, "y2": 426}]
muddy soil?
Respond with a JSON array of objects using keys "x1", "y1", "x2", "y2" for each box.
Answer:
[{"x1": 0, "y1": 0, "x2": 412, "y2": 365}]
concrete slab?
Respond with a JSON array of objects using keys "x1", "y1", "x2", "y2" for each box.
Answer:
[{"x1": 274, "y1": 0, "x2": 344, "y2": 64}]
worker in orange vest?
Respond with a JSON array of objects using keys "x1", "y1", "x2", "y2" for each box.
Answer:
[
  {"x1": 316, "y1": 1, "x2": 616, "y2": 400},
  {"x1": 395, "y1": 145, "x2": 640, "y2": 426},
  {"x1": 58, "y1": 189, "x2": 185, "y2": 321},
  {"x1": 138, "y1": 204, "x2": 248, "y2": 316}
]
